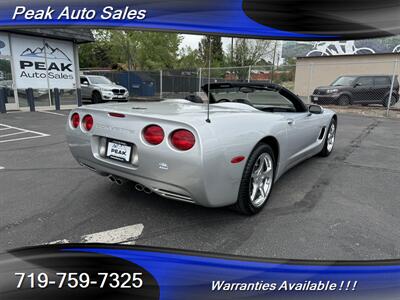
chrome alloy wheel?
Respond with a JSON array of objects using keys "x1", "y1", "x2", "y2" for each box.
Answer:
[
  {"x1": 249, "y1": 153, "x2": 274, "y2": 207},
  {"x1": 327, "y1": 123, "x2": 336, "y2": 152}
]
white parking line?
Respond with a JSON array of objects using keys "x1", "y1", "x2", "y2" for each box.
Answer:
[
  {"x1": 0, "y1": 124, "x2": 50, "y2": 136},
  {"x1": 48, "y1": 239, "x2": 70, "y2": 244},
  {"x1": 0, "y1": 123, "x2": 50, "y2": 144},
  {"x1": 0, "y1": 135, "x2": 50, "y2": 144},
  {"x1": 0, "y1": 131, "x2": 26, "y2": 138},
  {"x1": 38, "y1": 111, "x2": 67, "y2": 117},
  {"x1": 82, "y1": 224, "x2": 144, "y2": 244},
  {"x1": 48, "y1": 224, "x2": 144, "y2": 245},
  {"x1": 0, "y1": 166, "x2": 4, "y2": 170}
]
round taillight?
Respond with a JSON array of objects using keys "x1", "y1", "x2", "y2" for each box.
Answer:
[
  {"x1": 171, "y1": 129, "x2": 195, "y2": 151},
  {"x1": 143, "y1": 125, "x2": 164, "y2": 145},
  {"x1": 82, "y1": 114, "x2": 94, "y2": 131},
  {"x1": 71, "y1": 113, "x2": 80, "y2": 128}
]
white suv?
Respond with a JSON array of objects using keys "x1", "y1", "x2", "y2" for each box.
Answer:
[{"x1": 80, "y1": 75, "x2": 129, "y2": 103}]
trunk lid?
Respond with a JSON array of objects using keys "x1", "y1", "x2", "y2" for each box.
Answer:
[{"x1": 78, "y1": 99, "x2": 257, "y2": 123}]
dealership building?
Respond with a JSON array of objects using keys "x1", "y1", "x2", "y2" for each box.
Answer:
[
  {"x1": 293, "y1": 53, "x2": 400, "y2": 98},
  {"x1": 0, "y1": 28, "x2": 93, "y2": 111}
]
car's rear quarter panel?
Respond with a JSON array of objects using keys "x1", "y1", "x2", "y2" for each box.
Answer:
[{"x1": 198, "y1": 112, "x2": 287, "y2": 206}]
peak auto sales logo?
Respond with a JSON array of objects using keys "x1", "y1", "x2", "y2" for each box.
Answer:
[{"x1": 19, "y1": 42, "x2": 73, "y2": 80}]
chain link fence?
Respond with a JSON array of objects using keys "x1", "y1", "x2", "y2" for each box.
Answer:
[
  {"x1": 293, "y1": 59, "x2": 400, "y2": 117},
  {"x1": 83, "y1": 57, "x2": 400, "y2": 117}
]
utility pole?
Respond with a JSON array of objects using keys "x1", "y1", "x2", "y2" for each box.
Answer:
[
  {"x1": 126, "y1": 34, "x2": 131, "y2": 70},
  {"x1": 270, "y1": 41, "x2": 278, "y2": 83},
  {"x1": 206, "y1": 37, "x2": 212, "y2": 123},
  {"x1": 231, "y1": 37, "x2": 234, "y2": 64}
]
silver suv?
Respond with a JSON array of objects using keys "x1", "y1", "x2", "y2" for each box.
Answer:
[{"x1": 80, "y1": 75, "x2": 129, "y2": 103}]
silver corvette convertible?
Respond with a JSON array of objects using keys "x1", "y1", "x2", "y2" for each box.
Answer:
[{"x1": 66, "y1": 83, "x2": 337, "y2": 215}]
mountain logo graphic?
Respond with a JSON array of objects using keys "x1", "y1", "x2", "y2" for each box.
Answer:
[{"x1": 20, "y1": 42, "x2": 71, "y2": 62}]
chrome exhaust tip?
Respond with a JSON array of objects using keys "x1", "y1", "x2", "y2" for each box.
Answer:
[
  {"x1": 143, "y1": 187, "x2": 152, "y2": 194},
  {"x1": 135, "y1": 184, "x2": 144, "y2": 192},
  {"x1": 109, "y1": 175, "x2": 126, "y2": 185}
]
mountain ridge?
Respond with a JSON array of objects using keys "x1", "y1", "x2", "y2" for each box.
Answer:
[{"x1": 20, "y1": 42, "x2": 71, "y2": 62}]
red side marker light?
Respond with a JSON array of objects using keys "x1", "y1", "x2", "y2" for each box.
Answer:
[{"x1": 231, "y1": 156, "x2": 245, "y2": 164}]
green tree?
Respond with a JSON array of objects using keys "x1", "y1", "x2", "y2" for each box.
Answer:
[
  {"x1": 177, "y1": 46, "x2": 202, "y2": 69},
  {"x1": 136, "y1": 32, "x2": 182, "y2": 70},
  {"x1": 285, "y1": 57, "x2": 297, "y2": 66},
  {"x1": 228, "y1": 38, "x2": 275, "y2": 67},
  {"x1": 198, "y1": 35, "x2": 224, "y2": 67},
  {"x1": 79, "y1": 30, "x2": 182, "y2": 70},
  {"x1": 222, "y1": 39, "x2": 274, "y2": 80},
  {"x1": 79, "y1": 30, "x2": 112, "y2": 68},
  {"x1": 107, "y1": 31, "x2": 181, "y2": 70},
  {"x1": 108, "y1": 31, "x2": 140, "y2": 70}
]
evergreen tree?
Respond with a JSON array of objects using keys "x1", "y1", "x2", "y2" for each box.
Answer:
[{"x1": 198, "y1": 35, "x2": 224, "y2": 67}]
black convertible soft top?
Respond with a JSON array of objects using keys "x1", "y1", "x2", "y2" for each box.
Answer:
[{"x1": 202, "y1": 82, "x2": 308, "y2": 112}]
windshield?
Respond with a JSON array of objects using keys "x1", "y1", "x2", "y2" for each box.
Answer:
[
  {"x1": 88, "y1": 76, "x2": 112, "y2": 85},
  {"x1": 209, "y1": 86, "x2": 295, "y2": 110},
  {"x1": 331, "y1": 76, "x2": 357, "y2": 86}
]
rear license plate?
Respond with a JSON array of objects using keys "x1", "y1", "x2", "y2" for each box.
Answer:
[
  {"x1": 313, "y1": 97, "x2": 318, "y2": 101},
  {"x1": 106, "y1": 140, "x2": 132, "y2": 163}
]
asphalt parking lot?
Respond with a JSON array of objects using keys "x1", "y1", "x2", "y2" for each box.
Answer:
[{"x1": 0, "y1": 110, "x2": 399, "y2": 260}]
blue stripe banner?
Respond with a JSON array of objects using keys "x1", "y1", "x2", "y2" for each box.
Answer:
[
  {"x1": 1, "y1": 244, "x2": 399, "y2": 299},
  {"x1": 0, "y1": 0, "x2": 399, "y2": 40}
]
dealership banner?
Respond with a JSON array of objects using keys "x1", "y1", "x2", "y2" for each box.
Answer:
[
  {"x1": 0, "y1": 1, "x2": 398, "y2": 40},
  {"x1": 0, "y1": 244, "x2": 399, "y2": 300},
  {"x1": 11, "y1": 35, "x2": 76, "y2": 89}
]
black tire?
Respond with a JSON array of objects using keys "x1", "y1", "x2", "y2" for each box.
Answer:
[
  {"x1": 234, "y1": 144, "x2": 275, "y2": 215},
  {"x1": 382, "y1": 94, "x2": 397, "y2": 108},
  {"x1": 337, "y1": 95, "x2": 350, "y2": 106},
  {"x1": 319, "y1": 118, "x2": 337, "y2": 157},
  {"x1": 92, "y1": 91, "x2": 102, "y2": 104}
]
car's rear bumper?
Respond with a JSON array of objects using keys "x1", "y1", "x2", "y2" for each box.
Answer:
[
  {"x1": 101, "y1": 90, "x2": 129, "y2": 101},
  {"x1": 77, "y1": 156, "x2": 195, "y2": 204},
  {"x1": 102, "y1": 96, "x2": 128, "y2": 101},
  {"x1": 66, "y1": 124, "x2": 238, "y2": 208},
  {"x1": 310, "y1": 94, "x2": 339, "y2": 104},
  {"x1": 67, "y1": 132, "x2": 203, "y2": 203}
]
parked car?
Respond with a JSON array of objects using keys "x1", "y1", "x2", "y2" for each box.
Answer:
[
  {"x1": 67, "y1": 82, "x2": 337, "y2": 215},
  {"x1": 80, "y1": 75, "x2": 129, "y2": 104},
  {"x1": 311, "y1": 75, "x2": 399, "y2": 107}
]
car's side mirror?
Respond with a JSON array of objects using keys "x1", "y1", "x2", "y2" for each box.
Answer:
[
  {"x1": 354, "y1": 82, "x2": 362, "y2": 87},
  {"x1": 309, "y1": 104, "x2": 323, "y2": 114},
  {"x1": 82, "y1": 81, "x2": 89, "y2": 86}
]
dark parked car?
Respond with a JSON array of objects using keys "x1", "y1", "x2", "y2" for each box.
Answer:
[{"x1": 311, "y1": 75, "x2": 399, "y2": 106}]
